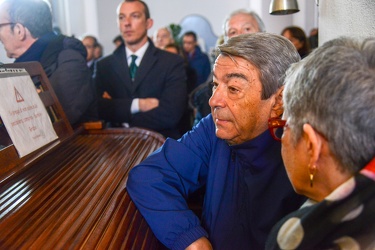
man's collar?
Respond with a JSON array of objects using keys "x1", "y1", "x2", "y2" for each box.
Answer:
[
  {"x1": 15, "y1": 32, "x2": 57, "y2": 63},
  {"x1": 87, "y1": 59, "x2": 95, "y2": 67},
  {"x1": 231, "y1": 129, "x2": 282, "y2": 173},
  {"x1": 126, "y1": 41, "x2": 149, "y2": 59}
]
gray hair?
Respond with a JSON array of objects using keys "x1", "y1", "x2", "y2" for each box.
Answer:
[
  {"x1": 217, "y1": 33, "x2": 300, "y2": 99},
  {"x1": 222, "y1": 9, "x2": 266, "y2": 38},
  {"x1": 153, "y1": 26, "x2": 173, "y2": 41},
  {"x1": 3, "y1": 0, "x2": 52, "y2": 38},
  {"x1": 284, "y1": 36, "x2": 375, "y2": 173}
]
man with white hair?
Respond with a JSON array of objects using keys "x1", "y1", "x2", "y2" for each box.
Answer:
[
  {"x1": 191, "y1": 9, "x2": 266, "y2": 125},
  {"x1": 223, "y1": 9, "x2": 266, "y2": 41}
]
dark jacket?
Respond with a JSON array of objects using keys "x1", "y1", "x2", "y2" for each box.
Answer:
[
  {"x1": 186, "y1": 46, "x2": 211, "y2": 87},
  {"x1": 16, "y1": 32, "x2": 97, "y2": 126},
  {"x1": 95, "y1": 39, "x2": 187, "y2": 139},
  {"x1": 189, "y1": 73, "x2": 213, "y2": 126}
]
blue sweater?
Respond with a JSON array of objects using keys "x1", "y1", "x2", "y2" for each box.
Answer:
[{"x1": 127, "y1": 115, "x2": 306, "y2": 249}]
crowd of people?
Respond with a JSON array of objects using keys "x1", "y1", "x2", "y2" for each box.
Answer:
[
  {"x1": 0, "y1": 0, "x2": 318, "y2": 137},
  {"x1": 1, "y1": 0, "x2": 374, "y2": 249}
]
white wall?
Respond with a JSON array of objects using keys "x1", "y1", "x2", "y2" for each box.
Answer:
[
  {"x1": 58, "y1": 0, "x2": 100, "y2": 40},
  {"x1": 319, "y1": 0, "x2": 375, "y2": 45},
  {"x1": 258, "y1": 0, "x2": 317, "y2": 36}
]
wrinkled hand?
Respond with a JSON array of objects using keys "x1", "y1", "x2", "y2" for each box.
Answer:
[
  {"x1": 185, "y1": 237, "x2": 212, "y2": 250},
  {"x1": 139, "y1": 98, "x2": 159, "y2": 112},
  {"x1": 102, "y1": 91, "x2": 112, "y2": 99}
]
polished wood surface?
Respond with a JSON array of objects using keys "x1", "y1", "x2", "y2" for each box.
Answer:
[
  {"x1": 0, "y1": 62, "x2": 166, "y2": 249},
  {"x1": 0, "y1": 128, "x2": 165, "y2": 249}
]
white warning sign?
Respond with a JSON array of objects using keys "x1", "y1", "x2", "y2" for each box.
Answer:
[{"x1": 0, "y1": 67, "x2": 58, "y2": 157}]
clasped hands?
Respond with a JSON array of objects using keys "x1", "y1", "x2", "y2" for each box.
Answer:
[
  {"x1": 102, "y1": 91, "x2": 159, "y2": 112},
  {"x1": 139, "y1": 98, "x2": 159, "y2": 112}
]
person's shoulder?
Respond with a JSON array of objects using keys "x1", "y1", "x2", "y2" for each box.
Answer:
[
  {"x1": 60, "y1": 35, "x2": 86, "y2": 54},
  {"x1": 41, "y1": 34, "x2": 86, "y2": 70},
  {"x1": 194, "y1": 46, "x2": 208, "y2": 56},
  {"x1": 193, "y1": 114, "x2": 215, "y2": 133},
  {"x1": 97, "y1": 46, "x2": 124, "y2": 66},
  {"x1": 96, "y1": 53, "x2": 116, "y2": 64},
  {"x1": 155, "y1": 47, "x2": 184, "y2": 63},
  {"x1": 61, "y1": 35, "x2": 80, "y2": 46},
  {"x1": 199, "y1": 50, "x2": 210, "y2": 61},
  {"x1": 193, "y1": 47, "x2": 210, "y2": 62}
]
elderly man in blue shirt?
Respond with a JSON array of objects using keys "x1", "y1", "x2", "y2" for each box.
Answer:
[{"x1": 127, "y1": 32, "x2": 306, "y2": 250}]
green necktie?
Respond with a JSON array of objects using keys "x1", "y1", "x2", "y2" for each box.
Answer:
[{"x1": 129, "y1": 55, "x2": 138, "y2": 81}]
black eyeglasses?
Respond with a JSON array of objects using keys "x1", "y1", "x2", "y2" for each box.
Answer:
[
  {"x1": 0, "y1": 22, "x2": 15, "y2": 29},
  {"x1": 268, "y1": 117, "x2": 287, "y2": 141}
]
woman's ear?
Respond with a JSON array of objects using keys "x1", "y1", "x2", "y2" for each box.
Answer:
[
  {"x1": 271, "y1": 85, "x2": 284, "y2": 118},
  {"x1": 303, "y1": 123, "x2": 322, "y2": 167}
]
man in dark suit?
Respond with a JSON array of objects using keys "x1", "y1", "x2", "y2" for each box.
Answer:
[{"x1": 95, "y1": 0, "x2": 187, "y2": 139}]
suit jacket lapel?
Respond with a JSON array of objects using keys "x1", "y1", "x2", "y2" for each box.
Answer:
[
  {"x1": 132, "y1": 40, "x2": 158, "y2": 92},
  {"x1": 113, "y1": 46, "x2": 133, "y2": 92}
]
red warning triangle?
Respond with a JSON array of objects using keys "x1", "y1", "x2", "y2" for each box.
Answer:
[{"x1": 14, "y1": 87, "x2": 24, "y2": 103}]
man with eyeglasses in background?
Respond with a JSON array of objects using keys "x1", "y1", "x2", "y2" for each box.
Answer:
[{"x1": 0, "y1": 0, "x2": 97, "y2": 127}]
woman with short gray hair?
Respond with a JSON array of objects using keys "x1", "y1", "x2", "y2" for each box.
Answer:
[{"x1": 266, "y1": 36, "x2": 375, "y2": 249}]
